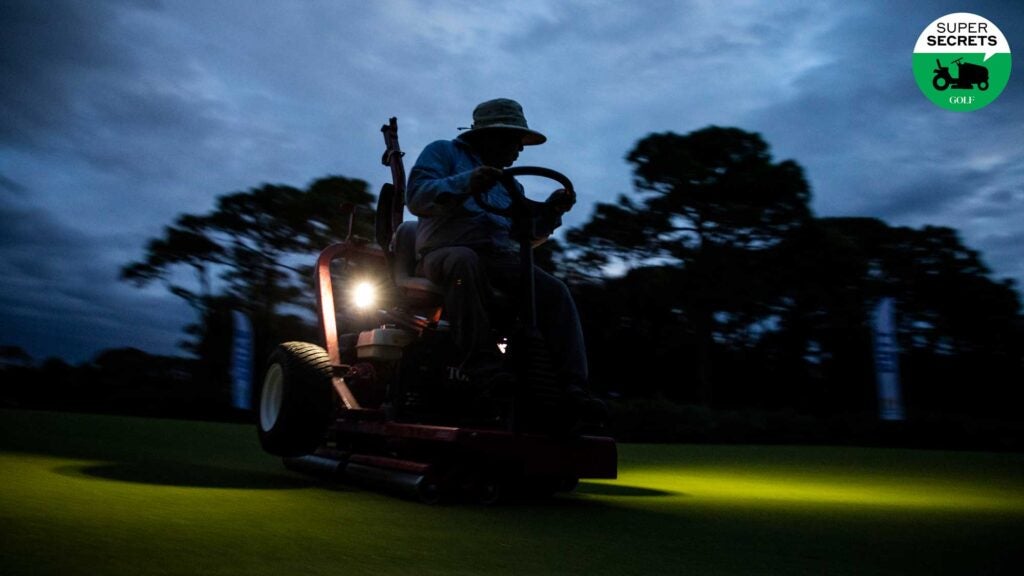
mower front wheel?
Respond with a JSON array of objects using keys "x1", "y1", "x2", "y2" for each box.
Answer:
[{"x1": 257, "y1": 342, "x2": 335, "y2": 457}]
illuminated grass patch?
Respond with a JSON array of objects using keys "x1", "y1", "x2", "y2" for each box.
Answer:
[
  {"x1": 592, "y1": 466, "x2": 1022, "y2": 512},
  {"x1": 2, "y1": 410, "x2": 1022, "y2": 576}
]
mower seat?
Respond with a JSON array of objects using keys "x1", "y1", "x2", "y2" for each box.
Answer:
[
  {"x1": 391, "y1": 221, "x2": 445, "y2": 308},
  {"x1": 390, "y1": 220, "x2": 514, "y2": 322}
]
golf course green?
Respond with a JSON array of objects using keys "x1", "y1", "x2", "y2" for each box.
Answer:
[{"x1": 2, "y1": 408, "x2": 1022, "y2": 575}]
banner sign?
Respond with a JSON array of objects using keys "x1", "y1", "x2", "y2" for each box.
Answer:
[
  {"x1": 230, "y1": 310, "x2": 254, "y2": 410},
  {"x1": 871, "y1": 297, "x2": 905, "y2": 421}
]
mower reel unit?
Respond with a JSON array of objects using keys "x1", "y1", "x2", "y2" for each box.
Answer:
[{"x1": 255, "y1": 117, "x2": 617, "y2": 504}]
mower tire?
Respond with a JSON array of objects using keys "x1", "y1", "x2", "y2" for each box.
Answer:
[{"x1": 257, "y1": 341, "x2": 335, "y2": 457}]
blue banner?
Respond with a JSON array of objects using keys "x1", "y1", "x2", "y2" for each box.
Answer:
[
  {"x1": 871, "y1": 297, "x2": 905, "y2": 421},
  {"x1": 230, "y1": 310, "x2": 254, "y2": 410}
]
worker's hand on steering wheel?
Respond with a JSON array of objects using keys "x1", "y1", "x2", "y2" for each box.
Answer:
[
  {"x1": 545, "y1": 188, "x2": 576, "y2": 214},
  {"x1": 468, "y1": 166, "x2": 503, "y2": 196}
]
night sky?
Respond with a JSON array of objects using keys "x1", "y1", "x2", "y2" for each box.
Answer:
[{"x1": 2, "y1": 0, "x2": 1022, "y2": 363}]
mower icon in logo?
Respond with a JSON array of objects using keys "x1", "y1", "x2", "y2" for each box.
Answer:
[{"x1": 932, "y1": 58, "x2": 989, "y2": 91}]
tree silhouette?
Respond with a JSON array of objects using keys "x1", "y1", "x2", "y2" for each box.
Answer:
[
  {"x1": 111, "y1": 132, "x2": 1023, "y2": 429},
  {"x1": 565, "y1": 127, "x2": 813, "y2": 404},
  {"x1": 821, "y1": 218, "x2": 1023, "y2": 418},
  {"x1": 121, "y1": 176, "x2": 374, "y2": 363},
  {"x1": 567, "y1": 127, "x2": 811, "y2": 271}
]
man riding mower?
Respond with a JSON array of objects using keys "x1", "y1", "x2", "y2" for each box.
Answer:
[{"x1": 254, "y1": 101, "x2": 616, "y2": 504}]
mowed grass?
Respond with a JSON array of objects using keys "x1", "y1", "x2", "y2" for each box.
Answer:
[{"x1": 1, "y1": 409, "x2": 1023, "y2": 576}]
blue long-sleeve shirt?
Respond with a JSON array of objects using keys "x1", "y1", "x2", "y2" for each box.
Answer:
[{"x1": 406, "y1": 136, "x2": 560, "y2": 256}]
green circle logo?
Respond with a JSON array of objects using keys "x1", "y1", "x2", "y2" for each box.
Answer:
[{"x1": 913, "y1": 13, "x2": 1012, "y2": 111}]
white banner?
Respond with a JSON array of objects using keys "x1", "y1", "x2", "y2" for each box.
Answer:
[
  {"x1": 871, "y1": 297, "x2": 905, "y2": 421},
  {"x1": 230, "y1": 310, "x2": 254, "y2": 410}
]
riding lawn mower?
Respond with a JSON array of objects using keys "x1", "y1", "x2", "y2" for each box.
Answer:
[{"x1": 254, "y1": 118, "x2": 617, "y2": 504}]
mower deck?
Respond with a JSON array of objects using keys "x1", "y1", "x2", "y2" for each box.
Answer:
[{"x1": 284, "y1": 410, "x2": 617, "y2": 504}]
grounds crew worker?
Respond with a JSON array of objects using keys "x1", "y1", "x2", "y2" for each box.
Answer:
[{"x1": 406, "y1": 98, "x2": 603, "y2": 425}]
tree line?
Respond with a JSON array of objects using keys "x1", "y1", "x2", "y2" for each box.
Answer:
[
  {"x1": 123, "y1": 125, "x2": 1024, "y2": 423},
  {"x1": 5, "y1": 125, "x2": 1021, "y2": 440},
  {"x1": 557, "y1": 127, "x2": 1023, "y2": 424}
]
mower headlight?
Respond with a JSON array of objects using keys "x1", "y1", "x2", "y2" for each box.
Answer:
[{"x1": 351, "y1": 281, "x2": 377, "y2": 310}]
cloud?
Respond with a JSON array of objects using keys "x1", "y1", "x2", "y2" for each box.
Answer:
[
  {"x1": 1, "y1": 0, "x2": 122, "y2": 146},
  {"x1": 0, "y1": 197, "x2": 194, "y2": 362},
  {"x1": 728, "y1": 0, "x2": 1024, "y2": 287},
  {"x1": 1, "y1": 0, "x2": 1022, "y2": 363},
  {"x1": 0, "y1": 174, "x2": 28, "y2": 198}
]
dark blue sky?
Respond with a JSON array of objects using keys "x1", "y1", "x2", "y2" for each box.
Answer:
[{"x1": 2, "y1": 0, "x2": 1022, "y2": 363}]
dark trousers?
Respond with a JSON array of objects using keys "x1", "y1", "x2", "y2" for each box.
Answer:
[{"x1": 420, "y1": 246, "x2": 588, "y2": 386}]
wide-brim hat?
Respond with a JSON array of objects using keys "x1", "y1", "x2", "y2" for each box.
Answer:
[{"x1": 459, "y1": 98, "x2": 547, "y2": 146}]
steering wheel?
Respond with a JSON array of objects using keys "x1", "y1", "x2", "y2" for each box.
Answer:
[{"x1": 473, "y1": 166, "x2": 574, "y2": 218}]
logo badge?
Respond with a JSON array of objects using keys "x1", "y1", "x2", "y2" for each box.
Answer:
[{"x1": 913, "y1": 13, "x2": 1011, "y2": 111}]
